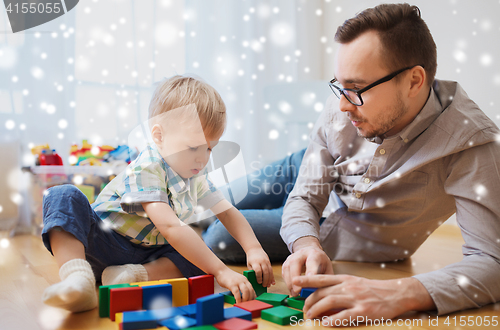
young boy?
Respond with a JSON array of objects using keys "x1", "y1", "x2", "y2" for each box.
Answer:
[{"x1": 41, "y1": 76, "x2": 275, "y2": 312}]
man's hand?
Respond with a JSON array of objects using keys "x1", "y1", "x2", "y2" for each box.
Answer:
[
  {"x1": 246, "y1": 247, "x2": 275, "y2": 288},
  {"x1": 293, "y1": 275, "x2": 436, "y2": 324},
  {"x1": 282, "y1": 236, "x2": 333, "y2": 296}
]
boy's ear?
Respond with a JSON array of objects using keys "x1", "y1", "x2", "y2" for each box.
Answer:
[{"x1": 151, "y1": 124, "x2": 163, "y2": 147}]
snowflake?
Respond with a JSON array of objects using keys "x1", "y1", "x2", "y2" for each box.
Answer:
[
  {"x1": 0, "y1": 238, "x2": 9, "y2": 249},
  {"x1": 453, "y1": 50, "x2": 467, "y2": 63},
  {"x1": 376, "y1": 198, "x2": 385, "y2": 208},
  {"x1": 31, "y1": 67, "x2": 44, "y2": 79},
  {"x1": 480, "y1": 53, "x2": 493, "y2": 66},
  {"x1": 457, "y1": 275, "x2": 469, "y2": 286},
  {"x1": 269, "y1": 129, "x2": 279, "y2": 140},
  {"x1": 5, "y1": 120, "x2": 15, "y2": 130}
]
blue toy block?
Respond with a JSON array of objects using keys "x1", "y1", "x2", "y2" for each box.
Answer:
[
  {"x1": 223, "y1": 307, "x2": 252, "y2": 321},
  {"x1": 300, "y1": 287, "x2": 316, "y2": 298},
  {"x1": 158, "y1": 315, "x2": 197, "y2": 329},
  {"x1": 142, "y1": 283, "x2": 173, "y2": 310},
  {"x1": 196, "y1": 293, "x2": 224, "y2": 326},
  {"x1": 150, "y1": 306, "x2": 186, "y2": 321},
  {"x1": 122, "y1": 310, "x2": 157, "y2": 330},
  {"x1": 178, "y1": 303, "x2": 197, "y2": 318}
]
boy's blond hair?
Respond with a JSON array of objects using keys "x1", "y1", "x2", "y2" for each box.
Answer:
[{"x1": 148, "y1": 75, "x2": 226, "y2": 138}]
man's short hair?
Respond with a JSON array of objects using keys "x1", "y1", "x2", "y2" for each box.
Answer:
[
  {"x1": 335, "y1": 3, "x2": 437, "y2": 86},
  {"x1": 148, "y1": 75, "x2": 226, "y2": 138}
]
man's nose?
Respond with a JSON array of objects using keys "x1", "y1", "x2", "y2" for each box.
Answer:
[{"x1": 339, "y1": 94, "x2": 357, "y2": 113}]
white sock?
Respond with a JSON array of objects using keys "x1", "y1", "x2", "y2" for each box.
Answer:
[
  {"x1": 42, "y1": 259, "x2": 97, "y2": 313},
  {"x1": 101, "y1": 264, "x2": 148, "y2": 286}
]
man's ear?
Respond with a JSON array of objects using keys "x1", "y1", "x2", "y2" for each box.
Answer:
[
  {"x1": 151, "y1": 124, "x2": 163, "y2": 147},
  {"x1": 408, "y1": 66, "x2": 426, "y2": 98}
]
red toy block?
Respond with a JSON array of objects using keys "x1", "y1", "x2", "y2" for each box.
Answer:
[
  {"x1": 214, "y1": 317, "x2": 258, "y2": 330},
  {"x1": 188, "y1": 274, "x2": 214, "y2": 304},
  {"x1": 234, "y1": 300, "x2": 273, "y2": 318},
  {"x1": 109, "y1": 286, "x2": 143, "y2": 321}
]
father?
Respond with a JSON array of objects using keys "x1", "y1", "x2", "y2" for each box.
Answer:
[{"x1": 203, "y1": 3, "x2": 500, "y2": 321}]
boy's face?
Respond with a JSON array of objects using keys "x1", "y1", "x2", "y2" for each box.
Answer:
[{"x1": 159, "y1": 130, "x2": 220, "y2": 179}]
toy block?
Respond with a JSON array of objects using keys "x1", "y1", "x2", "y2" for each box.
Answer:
[
  {"x1": 188, "y1": 274, "x2": 214, "y2": 304},
  {"x1": 99, "y1": 283, "x2": 132, "y2": 318},
  {"x1": 116, "y1": 312, "x2": 123, "y2": 324},
  {"x1": 150, "y1": 306, "x2": 186, "y2": 321},
  {"x1": 261, "y1": 305, "x2": 303, "y2": 326},
  {"x1": 196, "y1": 293, "x2": 224, "y2": 326},
  {"x1": 158, "y1": 315, "x2": 197, "y2": 329},
  {"x1": 300, "y1": 287, "x2": 316, "y2": 298},
  {"x1": 285, "y1": 296, "x2": 305, "y2": 310},
  {"x1": 256, "y1": 292, "x2": 288, "y2": 307},
  {"x1": 130, "y1": 280, "x2": 161, "y2": 287},
  {"x1": 122, "y1": 310, "x2": 157, "y2": 330},
  {"x1": 186, "y1": 326, "x2": 218, "y2": 330},
  {"x1": 220, "y1": 291, "x2": 236, "y2": 305},
  {"x1": 243, "y1": 270, "x2": 266, "y2": 296},
  {"x1": 109, "y1": 286, "x2": 143, "y2": 321},
  {"x1": 160, "y1": 278, "x2": 189, "y2": 307},
  {"x1": 213, "y1": 317, "x2": 258, "y2": 330},
  {"x1": 142, "y1": 283, "x2": 172, "y2": 310},
  {"x1": 223, "y1": 307, "x2": 252, "y2": 321},
  {"x1": 178, "y1": 303, "x2": 197, "y2": 318},
  {"x1": 234, "y1": 300, "x2": 273, "y2": 318}
]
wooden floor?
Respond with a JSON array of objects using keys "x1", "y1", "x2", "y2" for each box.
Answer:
[{"x1": 1, "y1": 224, "x2": 499, "y2": 330}]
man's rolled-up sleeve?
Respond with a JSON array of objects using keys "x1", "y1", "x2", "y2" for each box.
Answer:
[
  {"x1": 414, "y1": 137, "x2": 500, "y2": 314},
  {"x1": 280, "y1": 96, "x2": 340, "y2": 252}
]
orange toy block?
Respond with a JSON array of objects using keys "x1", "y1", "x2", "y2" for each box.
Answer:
[
  {"x1": 109, "y1": 287, "x2": 143, "y2": 321},
  {"x1": 159, "y1": 278, "x2": 189, "y2": 307}
]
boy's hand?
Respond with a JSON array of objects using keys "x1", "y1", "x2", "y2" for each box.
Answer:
[
  {"x1": 246, "y1": 247, "x2": 275, "y2": 288},
  {"x1": 215, "y1": 268, "x2": 256, "y2": 304}
]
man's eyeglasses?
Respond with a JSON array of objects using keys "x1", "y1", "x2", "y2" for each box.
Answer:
[{"x1": 328, "y1": 65, "x2": 423, "y2": 106}]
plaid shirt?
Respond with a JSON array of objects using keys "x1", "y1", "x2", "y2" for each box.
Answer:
[{"x1": 92, "y1": 145, "x2": 224, "y2": 246}]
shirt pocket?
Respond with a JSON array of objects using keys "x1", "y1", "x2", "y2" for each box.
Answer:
[{"x1": 365, "y1": 170, "x2": 429, "y2": 217}]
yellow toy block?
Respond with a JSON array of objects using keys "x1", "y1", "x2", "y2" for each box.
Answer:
[
  {"x1": 159, "y1": 278, "x2": 189, "y2": 307},
  {"x1": 129, "y1": 280, "x2": 161, "y2": 287},
  {"x1": 115, "y1": 312, "x2": 123, "y2": 323}
]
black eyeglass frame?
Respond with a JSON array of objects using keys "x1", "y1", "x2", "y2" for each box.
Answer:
[{"x1": 328, "y1": 65, "x2": 424, "y2": 106}]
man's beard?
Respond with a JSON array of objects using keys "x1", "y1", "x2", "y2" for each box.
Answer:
[{"x1": 355, "y1": 93, "x2": 408, "y2": 139}]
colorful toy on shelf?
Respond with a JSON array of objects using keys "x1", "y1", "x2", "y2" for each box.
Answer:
[
  {"x1": 69, "y1": 140, "x2": 115, "y2": 166},
  {"x1": 31, "y1": 145, "x2": 64, "y2": 166}
]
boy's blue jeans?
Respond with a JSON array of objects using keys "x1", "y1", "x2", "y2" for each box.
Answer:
[
  {"x1": 202, "y1": 148, "x2": 307, "y2": 263},
  {"x1": 42, "y1": 184, "x2": 205, "y2": 281}
]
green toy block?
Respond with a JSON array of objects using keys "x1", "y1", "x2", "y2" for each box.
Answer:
[
  {"x1": 186, "y1": 326, "x2": 218, "y2": 330},
  {"x1": 285, "y1": 296, "x2": 306, "y2": 310},
  {"x1": 261, "y1": 306, "x2": 304, "y2": 326},
  {"x1": 221, "y1": 291, "x2": 236, "y2": 304},
  {"x1": 243, "y1": 270, "x2": 267, "y2": 296},
  {"x1": 256, "y1": 292, "x2": 288, "y2": 307},
  {"x1": 98, "y1": 283, "x2": 133, "y2": 318}
]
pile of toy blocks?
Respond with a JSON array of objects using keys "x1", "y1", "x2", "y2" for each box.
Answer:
[{"x1": 99, "y1": 270, "x2": 315, "y2": 329}]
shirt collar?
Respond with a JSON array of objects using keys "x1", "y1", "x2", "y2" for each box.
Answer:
[{"x1": 366, "y1": 87, "x2": 443, "y2": 145}]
